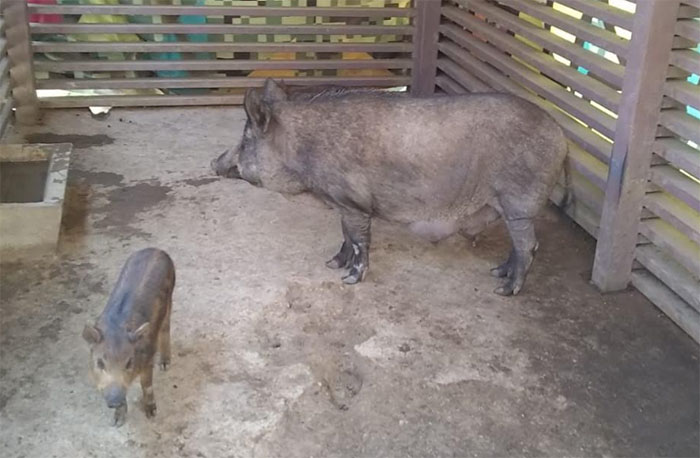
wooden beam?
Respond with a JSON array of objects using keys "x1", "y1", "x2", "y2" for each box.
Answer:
[
  {"x1": 3, "y1": 0, "x2": 38, "y2": 124},
  {"x1": 411, "y1": 0, "x2": 441, "y2": 96},
  {"x1": 592, "y1": 0, "x2": 681, "y2": 292},
  {"x1": 27, "y1": 5, "x2": 415, "y2": 17}
]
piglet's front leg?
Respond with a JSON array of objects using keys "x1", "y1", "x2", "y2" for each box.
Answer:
[{"x1": 141, "y1": 365, "x2": 157, "y2": 418}]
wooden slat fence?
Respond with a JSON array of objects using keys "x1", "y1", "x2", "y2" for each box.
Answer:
[
  {"x1": 0, "y1": 10, "x2": 12, "y2": 138},
  {"x1": 631, "y1": 1, "x2": 700, "y2": 340},
  {"x1": 435, "y1": 0, "x2": 699, "y2": 342},
  {"x1": 24, "y1": 0, "x2": 414, "y2": 108}
]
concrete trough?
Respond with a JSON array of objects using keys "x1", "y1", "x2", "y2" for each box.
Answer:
[{"x1": 0, "y1": 143, "x2": 72, "y2": 259}]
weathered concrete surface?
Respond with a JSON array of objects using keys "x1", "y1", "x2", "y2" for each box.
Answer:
[
  {"x1": 0, "y1": 108, "x2": 697, "y2": 458},
  {"x1": 0, "y1": 144, "x2": 71, "y2": 259}
]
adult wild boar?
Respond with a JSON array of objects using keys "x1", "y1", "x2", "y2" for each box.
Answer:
[{"x1": 213, "y1": 79, "x2": 567, "y2": 296}]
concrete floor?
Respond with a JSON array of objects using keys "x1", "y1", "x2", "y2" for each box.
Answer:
[{"x1": 0, "y1": 107, "x2": 698, "y2": 458}]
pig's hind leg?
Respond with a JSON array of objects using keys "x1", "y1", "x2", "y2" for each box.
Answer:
[
  {"x1": 337, "y1": 212, "x2": 372, "y2": 285},
  {"x1": 495, "y1": 199, "x2": 539, "y2": 296},
  {"x1": 459, "y1": 205, "x2": 501, "y2": 247}
]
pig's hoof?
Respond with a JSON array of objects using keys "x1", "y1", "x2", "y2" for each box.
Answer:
[
  {"x1": 490, "y1": 261, "x2": 513, "y2": 278},
  {"x1": 112, "y1": 407, "x2": 127, "y2": 427},
  {"x1": 494, "y1": 280, "x2": 522, "y2": 296},
  {"x1": 326, "y1": 256, "x2": 346, "y2": 270},
  {"x1": 160, "y1": 357, "x2": 170, "y2": 371},
  {"x1": 342, "y1": 268, "x2": 363, "y2": 285},
  {"x1": 144, "y1": 403, "x2": 157, "y2": 419}
]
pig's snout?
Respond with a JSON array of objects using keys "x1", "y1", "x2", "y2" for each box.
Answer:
[
  {"x1": 104, "y1": 384, "x2": 126, "y2": 408},
  {"x1": 211, "y1": 150, "x2": 241, "y2": 179}
]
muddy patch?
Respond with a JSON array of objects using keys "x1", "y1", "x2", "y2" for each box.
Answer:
[
  {"x1": 93, "y1": 181, "x2": 171, "y2": 237},
  {"x1": 180, "y1": 177, "x2": 219, "y2": 187},
  {"x1": 70, "y1": 169, "x2": 124, "y2": 188},
  {"x1": 25, "y1": 133, "x2": 115, "y2": 149}
]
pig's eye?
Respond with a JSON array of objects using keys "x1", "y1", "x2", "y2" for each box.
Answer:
[
  {"x1": 96, "y1": 358, "x2": 105, "y2": 370},
  {"x1": 125, "y1": 358, "x2": 133, "y2": 370}
]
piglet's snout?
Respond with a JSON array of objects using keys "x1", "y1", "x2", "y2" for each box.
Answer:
[{"x1": 104, "y1": 385, "x2": 126, "y2": 408}]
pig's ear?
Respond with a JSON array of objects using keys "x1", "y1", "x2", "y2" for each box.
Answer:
[
  {"x1": 128, "y1": 322, "x2": 150, "y2": 343},
  {"x1": 244, "y1": 88, "x2": 272, "y2": 133},
  {"x1": 263, "y1": 78, "x2": 287, "y2": 103},
  {"x1": 82, "y1": 324, "x2": 103, "y2": 345}
]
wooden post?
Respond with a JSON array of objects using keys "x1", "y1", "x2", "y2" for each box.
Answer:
[
  {"x1": 3, "y1": 0, "x2": 38, "y2": 124},
  {"x1": 591, "y1": 0, "x2": 680, "y2": 292},
  {"x1": 411, "y1": 0, "x2": 441, "y2": 97}
]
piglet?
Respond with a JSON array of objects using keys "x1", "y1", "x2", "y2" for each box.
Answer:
[{"x1": 82, "y1": 247, "x2": 175, "y2": 427}]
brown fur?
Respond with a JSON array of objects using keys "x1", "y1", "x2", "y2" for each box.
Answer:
[{"x1": 82, "y1": 247, "x2": 175, "y2": 426}]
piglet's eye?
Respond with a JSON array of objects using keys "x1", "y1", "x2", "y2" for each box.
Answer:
[
  {"x1": 125, "y1": 358, "x2": 133, "y2": 370},
  {"x1": 97, "y1": 359, "x2": 105, "y2": 370}
]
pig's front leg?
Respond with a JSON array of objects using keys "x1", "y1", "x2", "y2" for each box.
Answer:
[
  {"x1": 140, "y1": 365, "x2": 157, "y2": 418},
  {"x1": 112, "y1": 404, "x2": 127, "y2": 427},
  {"x1": 338, "y1": 212, "x2": 371, "y2": 285},
  {"x1": 326, "y1": 218, "x2": 355, "y2": 269}
]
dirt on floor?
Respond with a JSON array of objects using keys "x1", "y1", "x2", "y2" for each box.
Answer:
[{"x1": 0, "y1": 108, "x2": 698, "y2": 458}]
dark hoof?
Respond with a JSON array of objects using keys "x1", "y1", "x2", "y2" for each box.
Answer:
[
  {"x1": 144, "y1": 403, "x2": 157, "y2": 419},
  {"x1": 112, "y1": 405, "x2": 127, "y2": 427},
  {"x1": 490, "y1": 264, "x2": 511, "y2": 278},
  {"x1": 342, "y1": 268, "x2": 363, "y2": 285},
  {"x1": 494, "y1": 280, "x2": 522, "y2": 297},
  {"x1": 326, "y1": 257, "x2": 346, "y2": 270}
]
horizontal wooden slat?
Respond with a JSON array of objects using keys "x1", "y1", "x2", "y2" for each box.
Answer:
[
  {"x1": 39, "y1": 94, "x2": 245, "y2": 108},
  {"x1": 435, "y1": 73, "x2": 468, "y2": 94},
  {"x1": 678, "y1": 4, "x2": 700, "y2": 18},
  {"x1": 659, "y1": 109, "x2": 700, "y2": 145},
  {"x1": 676, "y1": 18, "x2": 700, "y2": 42},
  {"x1": 32, "y1": 41, "x2": 413, "y2": 54},
  {"x1": 442, "y1": 5, "x2": 621, "y2": 112},
  {"x1": 34, "y1": 58, "x2": 412, "y2": 72},
  {"x1": 30, "y1": 23, "x2": 413, "y2": 36},
  {"x1": 636, "y1": 243, "x2": 700, "y2": 313},
  {"x1": 665, "y1": 79, "x2": 700, "y2": 110},
  {"x1": 451, "y1": 0, "x2": 624, "y2": 88},
  {"x1": 436, "y1": 35, "x2": 613, "y2": 165},
  {"x1": 681, "y1": 0, "x2": 700, "y2": 9},
  {"x1": 36, "y1": 75, "x2": 411, "y2": 90},
  {"x1": 669, "y1": 50, "x2": 700, "y2": 76},
  {"x1": 439, "y1": 24, "x2": 617, "y2": 139},
  {"x1": 653, "y1": 138, "x2": 700, "y2": 179},
  {"x1": 567, "y1": 143, "x2": 607, "y2": 190},
  {"x1": 557, "y1": 166, "x2": 605, "y2": 214},
  {"x1": 436, "y1": 56, "x2": 491, "y2": 92},
  {"x1": 645, "y1": 191, "x2": 700, "y2": 246},
  {"x1": 553, "y1": 0, "x2": 635, "y2": 30},
  {"x1": 631, "y1": 269, "x2": 699, "y2": 343},
  {"x1": 27, "y1": 5, "x2": 414, "y2": 17},
  {"x1": 551, "y1": 184, "x2": 601, "y2": 238},
  {"x1": 493, "y1": 0, "x2": 630, "y2": 58},
  {"x1": 639, "y1": 218, "x2": 700, "y2": 278},
  {"x1": 649, "y1": 164, "x2": 700, "y2": 213}
]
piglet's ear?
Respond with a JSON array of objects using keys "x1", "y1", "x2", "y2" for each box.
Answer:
[
  {"x1": 128, "y1": 322, "x2": 150, "y2": 343},
  {"x1": 82, "y1": 324, "x2": 103, "y2": 345}
]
